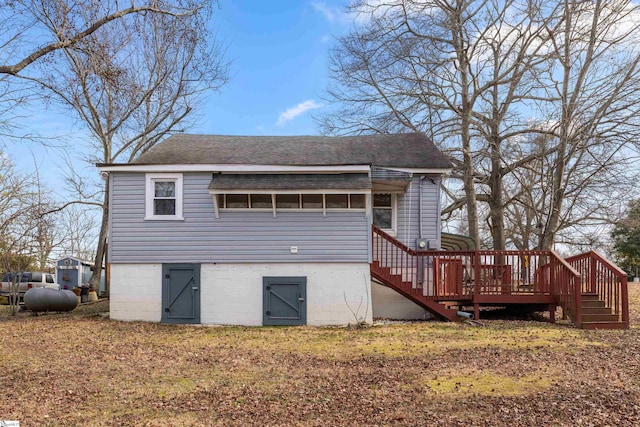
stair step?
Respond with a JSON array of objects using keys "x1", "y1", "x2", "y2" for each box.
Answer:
[
  {"x1": 581, "y1": 307, "x2": 614, "y2": 315},
  {"x1": 581, "y1": 293, "x2": 601, "y2": 301},
  {"x1": 581, "y1": 321, "x2": 627, "y2": 330},
  {"x1": 581, "y1": 300, "x2": 606, "y2": 308},
  {"x1": 581, "y1": 313, "x2": 620, "y2": 322}
]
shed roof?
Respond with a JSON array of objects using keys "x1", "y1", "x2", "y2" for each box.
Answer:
[
  {"x1": 128, "y1": 133, "x2": 451, "y2": 170},
  {"x1": 56, "y1": 256, "x2": 94, "y2": 266},
  {"x1": 441, "y1": 233, "x2": 477, "y2": 251},
  {"x1": 209, "y1": 174, "x2": 371, "y2": 191}
]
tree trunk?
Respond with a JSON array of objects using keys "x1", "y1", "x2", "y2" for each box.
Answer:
[
  {"x1": 461, "y1": 123, "x2": 480, "y2": 246},
  {"x1": 488, "y1": 48, "x2": 505, "y2": 251},
  {"x1": 540, "y1": 0, "x2": 575, "y2": 250},
  {"x1": 488, "y1": 105, "x2": 505, "y2": 250},
  {"x1": 489, "y1": 148, "x2": 505, "y2": 250},
  {"x1": 453, "y1": 2, "x2": 480, "y2": 246},
  {"x1": 89, "y1": 181, "x2": 109, "y2": 290}
]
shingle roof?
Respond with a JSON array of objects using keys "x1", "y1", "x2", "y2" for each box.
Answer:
[
  {"x1": 130, "y1": 133, "x2": 451, "y2": 169},
  {"x1": 371, "y1": 167, "x2": 413, "y2": 181},
  {"x1": 209, "y1": 174, "x2": 371, "y2": 190}
]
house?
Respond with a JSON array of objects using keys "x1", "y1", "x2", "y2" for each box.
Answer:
[
  {"x1": 55, "y1": 256, "x2": 106, "y2": 293},
  {"x1": 98, "y1": 133, "x2": 453, "y2": 326}
]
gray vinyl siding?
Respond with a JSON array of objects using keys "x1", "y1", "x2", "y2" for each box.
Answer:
[
  {"x1": 396, "y1": 177, "x2": 441, "y2": 250},
  {"x1": 371, "y1": 167, "x2": 411, "y2": 180},
  {"x1": 109, "y1": 172, "x2": 369, "y2": 263}
]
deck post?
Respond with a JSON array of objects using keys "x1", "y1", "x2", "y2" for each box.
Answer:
[
  {"x1": 589, "y1": 253, "x2": 597, "y2": 294},
  {"x1": 549, "y1": 304, "x2": 556, "y2": 323},
  {"x1": 621, "y1": 276, "x2": 629, "y2": 328},
  {"x1": 574, "y1": 278, "x2": 582, "y2": 328},
  {"x1": 474, "y1": 252, "x2": 481, "y2": 297},
  {"x1": 474, "y1": 303, "x2": 479, "y2": 320}
]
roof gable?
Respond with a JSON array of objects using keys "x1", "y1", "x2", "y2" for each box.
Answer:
[{"x1": 130, "y1": 133, "x2": 451, "y2": 170}]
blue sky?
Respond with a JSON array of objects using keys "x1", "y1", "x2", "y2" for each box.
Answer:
[
  {"x1": 196, "y1": 0, "x2": 350, "y2": 136},
  {"x1": 5, "y1": 0, "x2": 353, "y2": 189}
]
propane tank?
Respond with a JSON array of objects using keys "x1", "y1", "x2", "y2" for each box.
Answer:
[{"x1": 24, "y1": 288, "x2": 78, "y2": 313}]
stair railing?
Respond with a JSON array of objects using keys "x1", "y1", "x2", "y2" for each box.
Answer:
[
  {"x1": 372, "y1": 226, "x2": 579, "y2": 300},
  {"x1": 547, "y1": 251, "x2": 582, "y2": 327},
  {"x1": 566, "y1": 251, "x2": 629, "y2": 328},
  {"x1": 371, "y1": 225, "x2": 422, "y2": 294}
]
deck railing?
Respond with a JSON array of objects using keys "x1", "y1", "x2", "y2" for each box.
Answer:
[
  {"x1": 566, "y1": 251, "x2": 629, "y2": 328},
  {"x1": 372, "y1": 225, "x2": 581, "y2": 304},
  {"x1": 548, "y1": 251, "x2": 583, "y2": 326}
]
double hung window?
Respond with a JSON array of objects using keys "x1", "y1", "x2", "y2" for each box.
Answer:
[{"x1": 145, "y1": 173, "x2": 183, "y2": 220}]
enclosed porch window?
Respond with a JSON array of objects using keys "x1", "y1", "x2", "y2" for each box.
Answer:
[
  {"x1": 209, "y1": 173, "x2": 371, "y2": 219},
  {"x1": 216, "y1": 193, "x2": 367, "y2": 213}
]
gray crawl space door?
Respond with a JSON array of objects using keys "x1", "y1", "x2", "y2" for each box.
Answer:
[
  {"x1": 162, "y1": 264, "x2": 200, "y2": 324},
  {"x1": 263, "y1": 276, "x2": 307, "y2": 326}
]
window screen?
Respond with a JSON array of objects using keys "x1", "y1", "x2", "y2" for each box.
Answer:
[
  {"x1": 276, "y1": 194, "x2": 299, "y2": 209},
  {"x1": 226, "y1": 194, "x2": 249, "y2": 208},
  {"x1": 154, "y1": 181, "x2": 176, "y2": 215},
  {"x1": 350, "y1": 194, "x2": 366, "y2": 209},
  {"x1": 326, "y1": 194, "x2": 348, "y2": 208},
  {"x1": 251, "y1": 194, "x2": 272, "y2": 208},
  {"x1": 302, "y1": 194, "x2": 322, "y2": 209}
]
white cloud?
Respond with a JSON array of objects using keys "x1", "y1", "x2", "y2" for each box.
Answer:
[
  {"x1": 311, "y1": 1, "x2": 341, "y2": 23},
  {"x1": 276, "y1": 100, "x2": 322, "y2": 127},
  {"x1": 311, "y1": 1, "x2": 357, "y2": 24}
]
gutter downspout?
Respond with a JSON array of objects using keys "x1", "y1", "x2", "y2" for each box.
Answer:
[
  {"x1": 435, "y1": 176, "x2": 442, "y2": 249},
  {"x1": 419, "y1": 177, "x2": 424, "y2": 239},
  {"x1": 406, "y1": 179, "x2": 412, "y2": 244}
]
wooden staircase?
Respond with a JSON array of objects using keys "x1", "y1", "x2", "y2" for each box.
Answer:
[
  {"x1": 566, "y1": 252, "x2": 630, "y2": 330},
  {"x1": 371, "y1": 226, "x2": 629, "y2": 329},
  {"x1": 579, "y1": 293, "x2": 627, "y2": 330},
  {"x1": 371, "y1": 262, "x2": 459, "y2": 321}
]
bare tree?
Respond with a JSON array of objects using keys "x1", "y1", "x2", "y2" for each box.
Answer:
[
  {"x1": 25, "y1": 160, "x2": 66, "y2": 270},
  {"x1": 0, "y1": 1, "x2": 208, "y2": 139},
  {"x1": 0, "y1": 153, "x2": 39, "y2": 314},
  {"x1": 23, "y1": 1, "x2": 229, "y2": 289},
  {"x1": 322, "y1": 0, "x2": 560, "y2": 248},
  {"x1": 57, "y1": 205, "x2": 99, "y2": 262},
  {"x1": 321, "y1": 0, "x2": 640, "y2": 251},
  {"x1": 1, "y1": 2, "x2": 228, "y2": 287},
  {"x1": 0, "y1": 76, "x2": 31, "y2": 142},
  {"x1": 502, "y1": 132, "x2": 637, "y2": 251},
  {"x1": 534, "y1": 0, "x2": 640, "y2": 248},
  {"x1": 0, "y1": 1, "x2": 203, "y2": 77}
]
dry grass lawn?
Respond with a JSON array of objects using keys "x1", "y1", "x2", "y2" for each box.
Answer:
[{"x1": 0, "y1": 284, "x2": 639, "y2": 426}]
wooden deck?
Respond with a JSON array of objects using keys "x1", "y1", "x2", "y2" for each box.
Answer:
[{"x1": 371, "y1": 226, "x2": 629, "y2": 329}]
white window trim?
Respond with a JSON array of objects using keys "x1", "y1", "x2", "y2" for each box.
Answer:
[
  {"x1": 391, "y1": 194, "x2": 397, "y2": 233},
  {"x1": 145, "y1": 173, "x2": 184, "y2": 220}
]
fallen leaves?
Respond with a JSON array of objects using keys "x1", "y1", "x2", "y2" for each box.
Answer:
[{"x1": 0, "y1": 284, "x2": 638, "y2": 426}]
